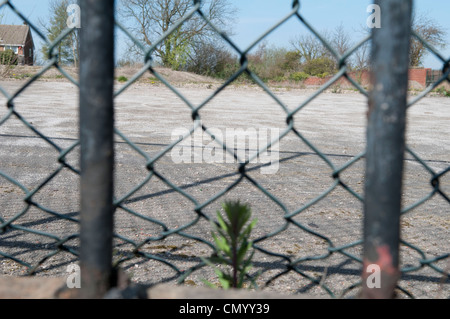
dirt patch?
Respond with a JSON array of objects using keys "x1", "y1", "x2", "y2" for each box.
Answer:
[
  {"x1": 409, "y1": 80, "x2": 425, "y2": 90},
  {"x1": 1, "y1": 65, "x2": 221, "y2": 86},
  {"x1": 2, "y1": 65, "x2": 449, "y2": 97}
]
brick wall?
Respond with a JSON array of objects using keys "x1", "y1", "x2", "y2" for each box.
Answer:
[
  {"x1": 304, "y1": 69, "x2": 431, "y2": 88},
  {"x1": 408, "y1": 68, "x2": 430, "y2": 87},
  {"x1": 304, "y1": 70, "x2": 371, "y2": 87}
]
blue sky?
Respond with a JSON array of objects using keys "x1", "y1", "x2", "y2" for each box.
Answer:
[
  {"x1": 227, "y1": 0, "x2": 450, "y2": 68},
  {"x1": 1, "y1": 0, "x2": 449, "y2": 68}
]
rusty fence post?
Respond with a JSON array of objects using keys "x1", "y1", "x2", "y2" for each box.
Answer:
[
  {"x1": 79, "y1": 0, "x2": 116, "y2": 298},
  {"x1": 362, "y1": 0, "x2": 413, "y2": 298}
]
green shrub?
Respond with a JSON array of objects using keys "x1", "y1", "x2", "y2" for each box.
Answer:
[
  {"x1": 290, "y1": 71, "x2": 309, "y2": 81},
  {"x1": 186, "y1": 44, "x2": 302, "y2": 83},
  {"x1": 185, "y1": 42, "x2": 240, "y2": 80},
  {"x1": 302, "y1": 57, "x2": 337, "y2": 77},
  {"x1": 0, "y1": 49, "x2": 18, "y2": 66},
  {"x1": 246, "y1": 45, "x2": 291, "y2": 82},
  {"x1": 282, "y1": 51, "x2": 301, "y2": 71},
  {"x1": 272, "y1": 75, "x2": 287, "y2": 82}
]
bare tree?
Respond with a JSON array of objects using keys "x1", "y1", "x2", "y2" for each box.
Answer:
[
  {"x1": 289, "y1": 24, "x2": 354, "y2": 74},
  {"x1": 119, "y1": 0, "x2": 236, "y2": 70},
  {"x1": 289, "y1": 33, "x2": 328, "y2": 63},
  {"x1": 290, "y1": 24, "x2": 352, "y2": 64},
  {"x1": 410, "y1": 13, "x2": 447, "y2": 67},
  {"x1": 330, "y1": 23, "x2": 353, "y2": 60},
  {"x1": 353, "y1": 41, "x2": 371, "y2": 71}
]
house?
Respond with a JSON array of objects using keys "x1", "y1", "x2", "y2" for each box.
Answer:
[{"x1": 0, "y1": 23, "x2": 35, "y2": 65}]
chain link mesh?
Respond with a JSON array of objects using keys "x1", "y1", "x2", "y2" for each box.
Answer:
[{"x1": 0, "y1": 0, "x2": 448, "y2": 298}]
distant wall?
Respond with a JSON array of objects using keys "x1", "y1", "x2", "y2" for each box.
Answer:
[
  {"x1": 408, "y1": 68, "x2": 430, "y2": 87},
  {"x1": 304, "y1": 68, "x2": 432, "y2": 89},
  {"x1": 303, "y1": 70, "x2": 370, "y2": 87}
]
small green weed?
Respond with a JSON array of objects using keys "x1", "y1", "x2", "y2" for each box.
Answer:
[
  {"x1": 117, "y1": 75, "x2": 128, "y2": 82},
  {"x1": 434, "y1": 86, "x2": 450, "y2": 97},
  {"x1": 202, "y1": 201, "x2": 259, "y2": 290}
]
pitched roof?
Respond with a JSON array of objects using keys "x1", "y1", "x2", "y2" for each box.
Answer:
[{"x1": 0, "y1": 24, "x2": 31, "y2": 46}]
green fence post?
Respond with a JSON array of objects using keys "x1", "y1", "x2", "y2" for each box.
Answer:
[
  {"x1": 362, "y1": 0, "x2": 413, "y2": 299},
  {"x1": 79, "y1": 0, "x2": 116, "y2": 298}
]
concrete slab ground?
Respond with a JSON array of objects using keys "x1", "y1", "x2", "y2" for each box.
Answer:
[{"x1": 0, "y1": 80, "x2": 448, "y2": 298}]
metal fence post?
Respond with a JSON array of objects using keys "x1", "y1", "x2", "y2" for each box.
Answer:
[
  {"x1": 79, "y1": 0, "x2": 116, "y2": 298},
  {"x1": 362, "y1": 0, "x2": 413, "y2": 298}
]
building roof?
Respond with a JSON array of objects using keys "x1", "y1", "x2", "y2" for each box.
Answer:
[{"x1": 0, "y1": 24, "x2": 32, "y2": 46}]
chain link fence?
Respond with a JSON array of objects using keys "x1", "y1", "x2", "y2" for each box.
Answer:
[{"x1": 0, "y1": 0, "x2": 448, "y2": 298}]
